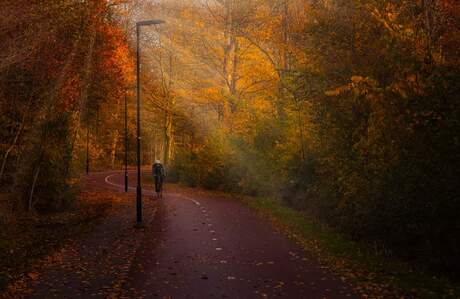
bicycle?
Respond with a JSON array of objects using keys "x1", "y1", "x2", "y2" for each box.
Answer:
[{"x1": 154, "y1": 175, "x2": 163, "y2": 199}]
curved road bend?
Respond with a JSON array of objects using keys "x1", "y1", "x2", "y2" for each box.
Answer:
[{"x1": 102, "y1": 171, "x2": 359, "y2": 299}]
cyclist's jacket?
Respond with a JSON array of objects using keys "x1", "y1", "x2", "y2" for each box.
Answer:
[{"x1": 152, "y1": 163, "x2": 165, "y2": 178}]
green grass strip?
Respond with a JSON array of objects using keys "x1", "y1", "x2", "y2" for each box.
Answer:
[{"x1": 244, "y1": 196, "x2": 460, "y2": 299}]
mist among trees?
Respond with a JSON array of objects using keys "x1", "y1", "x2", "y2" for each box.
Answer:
[{"x1": 1, "y1": 0, "x2": 459, "y2": 287}]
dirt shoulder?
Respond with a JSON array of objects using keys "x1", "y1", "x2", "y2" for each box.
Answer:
[{"x1": 0, "y1": 173, "x2": 153, "y2": 298}]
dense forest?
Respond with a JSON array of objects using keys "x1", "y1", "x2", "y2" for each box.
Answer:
[
  {"x1": 0, "y1": 0, "x2": 135, "y2": 212},
  {"x1": 1, "y1": 0, "x2": 459, "y2": 283}
]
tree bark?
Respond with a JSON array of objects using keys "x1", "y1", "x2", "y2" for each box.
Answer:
[
  {"x1": 27, "y1": 37, "x2": 81, "y2": 210},
  {"x1": 0, "y1": 113, "x2": 27, "y2": 180},
  {"x1": 110, "y1": 130, "x2": 120, "y2": 169},
  {"x1": 28, "y1": 165, "x2": 40, "y2": 211}
]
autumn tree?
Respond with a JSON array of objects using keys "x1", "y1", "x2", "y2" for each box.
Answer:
[
  {"x1": 0, "y1": 0, "x2": 135, "y2": 212},
  {"x1": 136, "y1": 0, "x2": 460, "y2": 276}
]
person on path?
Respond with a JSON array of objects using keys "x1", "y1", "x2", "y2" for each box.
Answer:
[{"x1": 152, "y1": 160, "x2": 165, "y2": 199}]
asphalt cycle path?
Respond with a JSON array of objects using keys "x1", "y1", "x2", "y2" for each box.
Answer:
[
  {"x1": 11, "y1": 171, "x2": 358, "y2": 299},
  {"x1": 104, "y1": 171, "x2": 359, "y2": 299}
]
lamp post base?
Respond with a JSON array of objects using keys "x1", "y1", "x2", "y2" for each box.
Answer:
[
  {"x1": 136, "y1": 185, "x2": 142, "y2": 224},
  {"x1": 134, "y1": 222, "x2": 145, "y2": 229}
]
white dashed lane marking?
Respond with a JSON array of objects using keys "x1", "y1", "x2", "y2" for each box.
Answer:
[
  {"x1": 104, "y1": 174, "x2": 136, "y2": 191},
  {"x1": 105, "y1": 172, "x2": 233, "y2": 288},
  {"x1": 176, "y1": 193, "x2": 202, "y2": 206}
]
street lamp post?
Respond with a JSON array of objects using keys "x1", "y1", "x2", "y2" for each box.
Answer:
[
  {"x1": 136, "y1": 19, "x2": 164, "y2": 226},
  {"x1": 86, "y1": 126, "x2": 90, "y2": 174},
  {"x1": 124, "y1": 93, "x2": 129, "y2": 193}
]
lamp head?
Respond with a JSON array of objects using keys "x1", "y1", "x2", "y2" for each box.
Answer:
[{"x1": 137, "y1": 20, "x2": 165, "y2": 27}]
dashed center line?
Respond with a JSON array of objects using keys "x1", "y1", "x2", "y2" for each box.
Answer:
[
  {"x1": 176, "y1": 194, "x2": 202, "y2": 206},
  {"x1": 104, "y1": 174, "x2": 140, "y2": 192},
  {"x1": 189, "y1": 198, "x2": 201, "y2": 206}
]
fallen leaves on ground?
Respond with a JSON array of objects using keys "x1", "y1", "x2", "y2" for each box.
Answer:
[{"x1": 0, "y1": 176, "x2": 146, "y2": 298}]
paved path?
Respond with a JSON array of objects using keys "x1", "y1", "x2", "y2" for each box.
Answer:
[
  {"x1": 15, "y1": 171, "x2": 358, "y2": 299},
  {"x1": 106, "y1": 171, "x2": 358, "y2": 299}
]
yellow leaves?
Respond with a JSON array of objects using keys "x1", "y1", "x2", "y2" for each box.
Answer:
[
  {"x1": 325, "y1": 76, "x2": 373, "y2": 96},
  {"x1": 391, "y1": 83, "x2": 409, "y2": 99},
  {"x1": 203, "y1": 87, "x2": 220, "y2": 96},
  {"x1": 98, "y1": 25, "x2": 134, "y2": 84},
  {"x1": 27, "y1": 272, "x2": 39, "y2": 280},
  {"x1": 325, "y1": 88, "x2": 342, "y2": 97},
  {"x1": 324, "y1": 76, "x2": 386, "y2": 105},
  {"x1": 252, "y1": 98, "x2": 272, "y2": 112},
  {"x1": 386, "y1": 11, "x2": 398, "y2": 22},
  {"x1": 180, "y1": 9, "x2": 193, "y2": 19},
  {"x1": 407, "y1": 74, "x2": 417, "y2": 82},
  {"x1": 325, "y1": 86, "x2": 348, "y2": 97},
  {"x1": 195, "y1": 20, "x2": 205, "y2": 29},
  {"x1": 351, "y1": 76, "x2": 365, "y2": 83}
]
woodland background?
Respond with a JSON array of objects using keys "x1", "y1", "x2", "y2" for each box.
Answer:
[{"x1": 1, "y1": 0, "x2": 459, "y2": 282}]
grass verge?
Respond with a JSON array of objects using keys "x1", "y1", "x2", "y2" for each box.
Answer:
[{"x1": 242, "y1": 196, "x2": 460, "y2": 299}]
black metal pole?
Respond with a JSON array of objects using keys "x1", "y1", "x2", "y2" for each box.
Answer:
[
  {"x1": 134, "y1": 19, "x2": 164, "y2": 226},
  {"x1": 125, "y1": 93, "x2": 129, "y2": 193},
  {"x1": 86, "y1": 126, "x2": 89, "y2": 174},
  {"x1": 136, "y1": 24, "x2": 143, "y2": 225}
]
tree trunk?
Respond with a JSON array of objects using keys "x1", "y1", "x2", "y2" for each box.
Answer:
[
  {"x1": 0, "y1": 114, "x2": 26, "y2": 180},
  {"x1": 110, "y1": 130, "x2": 120, "y2": 169},
  {"x1": 221, "y1": 0, "x2": 237, "y2": 119},
  {"x1": 277, "y1": 0, "x2": 290, "y2": 121},
  {"x1": 28, "y1": 165, "x2": 40, "y2": 211},
  {"x1": 163, "y1": 110, "x2": 174, "y2": 167},
  {"x1": 422, "y1": 0, "x2": 437, "y2": 64},
  {"x1": 27, "y1": 36, "x2": 82, "y2": 210}
]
